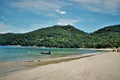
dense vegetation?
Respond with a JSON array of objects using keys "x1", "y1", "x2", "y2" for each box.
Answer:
[
  {"x1": 90, "y1": 24, "x2": 120, "y2": 48},
  {"x1": 0, "y1": 24, "x2": 120, "y2": 48}
]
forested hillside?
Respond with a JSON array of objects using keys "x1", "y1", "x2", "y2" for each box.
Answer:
[
  {"x1": 0, "y1": 24, "x2": 120, "y2": 48},
  {"x1": 90, "y1": 24, "x2": 120, "y2": 48}
]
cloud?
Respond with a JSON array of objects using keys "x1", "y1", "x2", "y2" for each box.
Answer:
[
  {"x1": 27, "y1": 21, "x2": 56, "y2": 31},
  {"x1": 89, "y1": 19, "x2": 96, "y2": 22},
  {"x1": 0, "y1": 22, "x2": 28, "y2": 33},
  {"x1": 1, "y1": 17, "x2": 8, "y2": 21},
  {"x1": 73, "y1": 0, "x2": 120, "y2": 15},
  {"x1": 57, "y1": 19, "x2": 80, "y2": 25},
  {"x1": 11, "y1": 0, "x2": 68, "y2": 14},
  {"x1": 30, "y1": 23, "x2": 47, "y2": 30},
  {"x1": 0, "y1": 22, "x2": 12, "y2": 33},
  {"x1": 56, "y1": 9, "x2": 66, "y2": 14}
]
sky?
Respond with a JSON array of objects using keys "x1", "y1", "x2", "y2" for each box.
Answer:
[{"x1": 0, "y1": 0, "x2": 120, "y2": 33}]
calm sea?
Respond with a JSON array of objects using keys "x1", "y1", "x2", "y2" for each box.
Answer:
[{"x1": 0, "y1": 46, "x2": 102, "y2": 62}]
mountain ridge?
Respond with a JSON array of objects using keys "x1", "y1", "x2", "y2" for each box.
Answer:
[{"x1": 0, "y1": 24, "x2": 120, "y2": 48}]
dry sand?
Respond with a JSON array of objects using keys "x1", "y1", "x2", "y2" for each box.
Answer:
[{"x1": 0, "y1": 52, "x2": 120, "y2": 80}]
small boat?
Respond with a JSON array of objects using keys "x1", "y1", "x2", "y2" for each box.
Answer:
[{"x1": 41, "y1": 51, "x2": 51, "y2": 55}]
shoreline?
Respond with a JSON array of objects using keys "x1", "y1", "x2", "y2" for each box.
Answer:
[
  {"x1": 0, "y1": 52, "x2": 103, "y2": 65},
  {"x1": 0, "y1": 52, "x2": 104, "y2": 75},
  {"x1": 0, "y1": 47, "x2": 108, "y2": 64},
  {"x1": 0, "y1": 52, "x2": 120, "y2": 80},
  {"x1": 0, "y1": 46, "x2": 108, "y2": 64}
]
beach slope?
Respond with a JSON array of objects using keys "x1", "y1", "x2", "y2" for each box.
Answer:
[{"x1": 0, "y1": 52, "x2": 120, "y2": 80}]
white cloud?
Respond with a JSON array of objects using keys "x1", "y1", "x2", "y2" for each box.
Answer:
[
  {"x1": 27, "y1": 21, "x2": 56, "y2": 31},
  {"x1": 30, "y1": 23, "x2": 47, "y2": 30},
  {"x1": 56, "y1": 9, "x2": 66, "y2": 14},
  {"x1": 11, "y1": 0, "x2": 67, "y2": 14},
  {"x1": 0, "y1": 22, "x2": 12, "y2": 33},
  {"x1": 73, "y1": 0, "x2": 120, "y2": 15},
  {"x1": 0, "y1": 22, "x2": 28, "y2": 33},
  {"x1": 89, "y1": 19, "x2": 96, "y2": 22},
  {"x1": 57, "y1": 19, "x2": 80, "y2": 25}
]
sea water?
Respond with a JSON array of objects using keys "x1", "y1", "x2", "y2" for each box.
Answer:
[{"x1": 0, "y1": 46, "x2": 102, "y2": 62}]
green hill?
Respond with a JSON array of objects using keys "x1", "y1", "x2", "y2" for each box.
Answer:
[
  {"x1": 90, "y1": 24, "x2": 120, "y2": 48},
  {"x1": 0, "y1": 24, "x2": 120, "y2": 48},
  {"x1": 93, "y1": 24, "x2": 120, "y2": 34},
  {"x1": 0, "y1": 25, "x2": 88, "y2": 48}
]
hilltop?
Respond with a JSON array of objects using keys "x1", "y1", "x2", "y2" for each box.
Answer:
[{"x1": 93, "y1": 24, "x2": 120, "y2": 34}]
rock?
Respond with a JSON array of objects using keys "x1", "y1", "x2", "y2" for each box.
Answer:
[{"x1": 117, "y1": 47, "x2": 120, "y2": 52}]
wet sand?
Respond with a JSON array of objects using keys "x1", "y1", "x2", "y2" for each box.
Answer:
[
  {"x1": 0, "y1": 52, "x2": 120, "y2": 80},
  {"x1": 0, "y1": 53, "x2": 100, "y2": 75}
]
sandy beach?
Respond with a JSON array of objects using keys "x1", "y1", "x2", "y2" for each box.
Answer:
[{"x1": 0, "y1": 52, "x2": 120, "y2": 80}]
